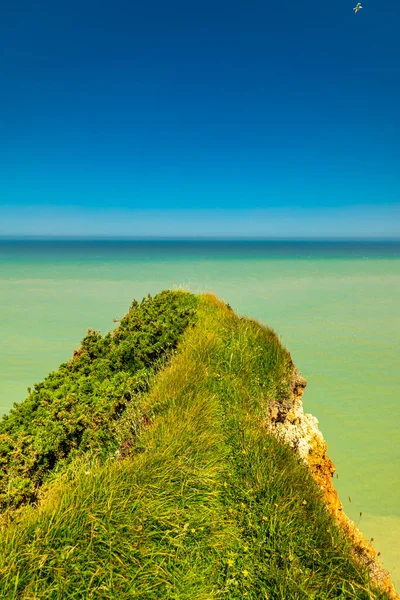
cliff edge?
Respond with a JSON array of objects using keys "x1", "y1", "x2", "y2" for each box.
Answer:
[
  {"x1": 0, "y1": 291, "x2": 396, "y2": 599},
  {"x1": 267, "y1": 370, "x2": 399, "y2": 600}
]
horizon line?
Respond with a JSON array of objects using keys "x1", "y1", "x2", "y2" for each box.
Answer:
[{"x1": 1, "y1": 236, "x2": 400, "y2": 243}]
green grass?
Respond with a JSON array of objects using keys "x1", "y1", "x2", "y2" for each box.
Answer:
[{"x1": 0, "y1": 293, "x2": 389, "y2": 599}]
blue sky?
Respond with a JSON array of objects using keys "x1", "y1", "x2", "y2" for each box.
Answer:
[{"x1": 1, "y1": 0, "x2": 399, "y2": 237}]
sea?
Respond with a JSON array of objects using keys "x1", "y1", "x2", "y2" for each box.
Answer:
[{"x1": 0, "y1": 239, "x2": 399, "y2": 587}]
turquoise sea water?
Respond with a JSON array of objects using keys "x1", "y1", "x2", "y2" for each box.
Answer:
[{"x1": 0, "y1": 240, "x2": 399, "y2": 587}]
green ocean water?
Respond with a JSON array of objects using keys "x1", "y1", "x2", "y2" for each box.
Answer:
[{"x1": 0, "y1": 240, "x2": 399, "y2": 587}]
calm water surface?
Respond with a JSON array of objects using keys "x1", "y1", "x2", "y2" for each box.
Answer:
[{"x1": 0, "y1": 240, "x2": 399, "y2": 586}]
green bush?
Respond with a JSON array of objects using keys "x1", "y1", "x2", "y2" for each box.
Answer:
[{"x1": 0, "y1": 290, "x2": 198, "y2": 511}]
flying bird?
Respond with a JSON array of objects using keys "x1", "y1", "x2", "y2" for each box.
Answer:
[{"x1": 353, "y1": 2, "x2": 363, "y2": 12}]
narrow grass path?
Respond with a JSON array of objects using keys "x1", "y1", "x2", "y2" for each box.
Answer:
[{"x1": 0, "y1": 295, "x2": 389, "y2": 599}]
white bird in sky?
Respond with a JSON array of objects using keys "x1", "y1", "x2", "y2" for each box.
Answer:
[{"x1": 353, "y1": 2, "x2": 363, "y2": 13}]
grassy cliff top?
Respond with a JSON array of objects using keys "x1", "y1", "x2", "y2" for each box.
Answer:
[{"x1": 0, "y1": 291, "x2": 390, "y2": 599}]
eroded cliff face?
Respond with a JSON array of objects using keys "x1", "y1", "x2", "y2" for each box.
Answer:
[{"x1": 267, "y1": 372, "x2": 399, "y2": 600}]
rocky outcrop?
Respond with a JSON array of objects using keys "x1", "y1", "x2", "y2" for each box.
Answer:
[{"x1": 267, "y1": 371, "x2": 399, "y2": 600}]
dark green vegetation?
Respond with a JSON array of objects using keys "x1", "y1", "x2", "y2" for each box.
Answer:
[
  {"x1": 0, "y1": 290, "x2": 198, "y2": 511},
  {"x1": 0, "y1": 292, "x2": 388, "y2": 599}
]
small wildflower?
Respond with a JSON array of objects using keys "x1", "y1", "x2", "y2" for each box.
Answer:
[
  {"x1": 137, "y1": 525, "x2": 143, "y2": 532},
  {"x1": 227, "y1": 558, "x2": 234, "y2": 567},
  {"x1": 223, "y1": 481, "x2": 228, "y2": 488},
  {"x1": 242, "y1": 569, "x2": 249, "y2": 578},
  {"x1": 85, "y1": 471, "x2": 91, "y2": 475},
  {"x1": 262, "y1": 515, "x2": 268, "y2": 522},
  {"x1": 191, "y1": 528, "x2": 196, "y2": 534},
  {"x1": 243, "y1": 544, "x2": 249, "y2": 552},
  {"x1": 302, "y1": 500, "x2": 307, "y2": 505},
  {"x1": 242, "y1": 450, "x2": 247, "y2": 455}
]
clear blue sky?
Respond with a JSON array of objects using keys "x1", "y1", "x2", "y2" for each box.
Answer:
[{"x1": 1, "y1": 0, "x2": 399, "y2": 237}]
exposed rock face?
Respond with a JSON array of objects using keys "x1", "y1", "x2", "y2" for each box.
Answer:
[{"x1": 267, "y1": 371, "x2": 399, "y2": 600}]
